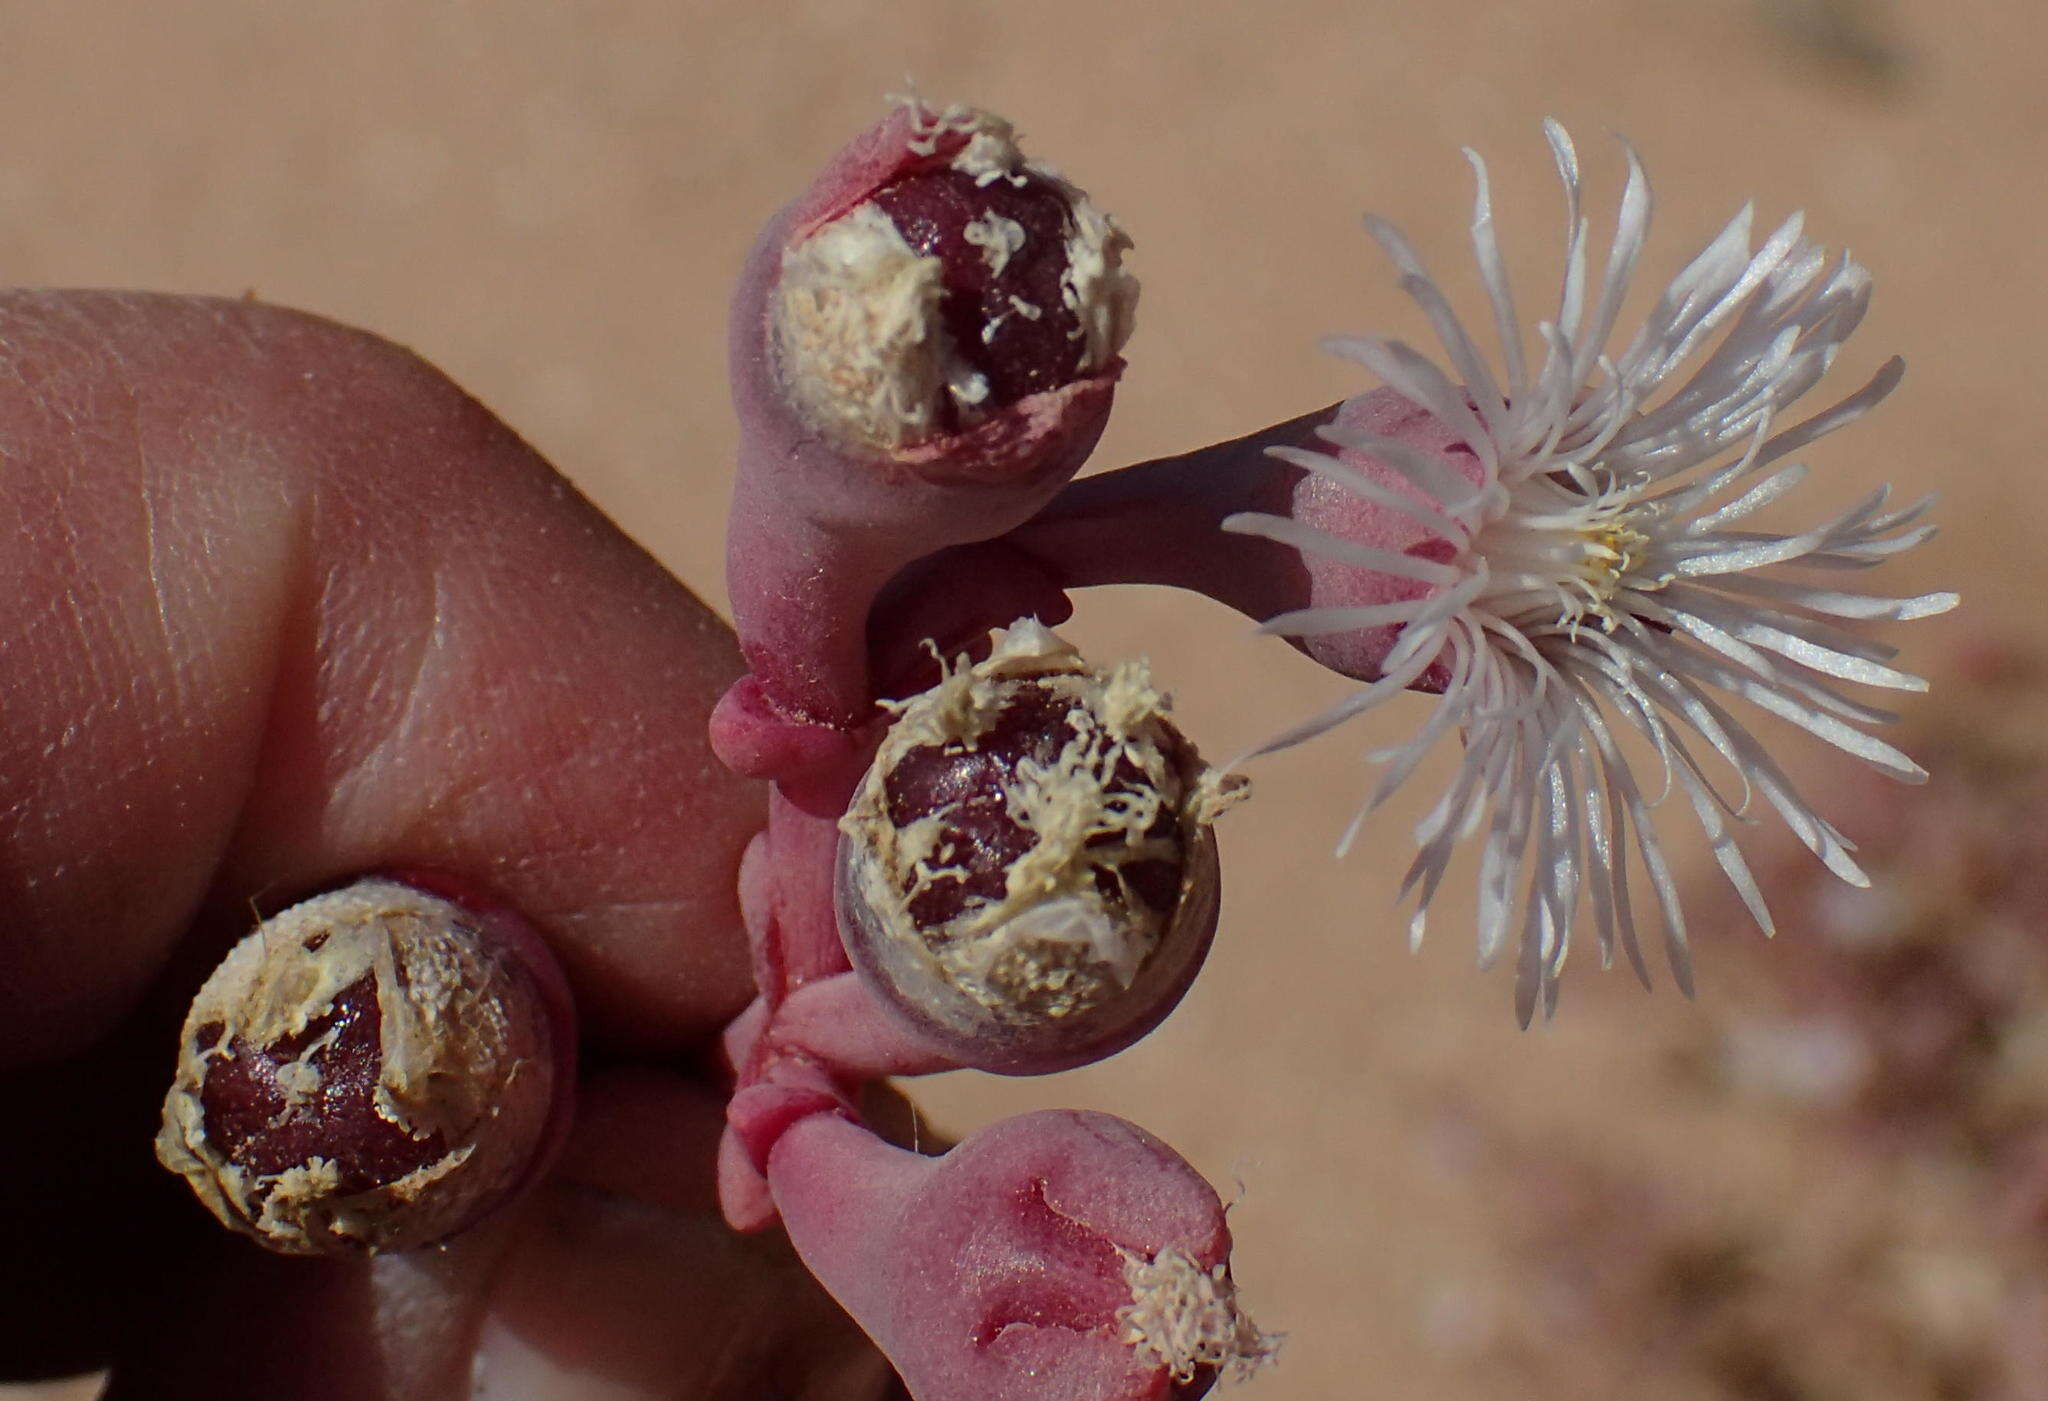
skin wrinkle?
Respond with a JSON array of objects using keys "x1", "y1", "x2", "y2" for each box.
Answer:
[
  {"x1": 294, "y1": 376, "x2": 563, "y2": 826},
  {"x1": 371, "y1": 503, "x2": 743, "y2": 956},
  {"x1": 402, "y1": 652, "x2": 745, "y2": 999},
  {"x1": 364, "y1": 643, "x2": 646, "y2": 868},
  {"x1": 290, "y1": 535, "x2": 452, "y2": 855},
  {"x1": 2, "y1": 304, "x2": 306, "y2": 1059},
  {"x1": 326, "y1": 565, "x2": 455, "y2": 831},
  {"x1": 212, "y1": 486, "x2": 321, "y2": 886},
  {"x1": 31, "y1": 442, "x2": 115, "y2": 733},
  {"x1": 0, "y1": 561, "x2": 86, "y2": 850},
  {"x1": 38, "y1": 297, "x2": 182, "y2": 436},
  {"x1": 135, "y1": 400, "x2": 183, "y2": 710}
]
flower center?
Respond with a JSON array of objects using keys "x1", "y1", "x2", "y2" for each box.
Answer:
[
  {"x1": 1571, "y1": 512, "x2": 1651, "y2": 624},
  {"x1": 1469, "y1": 473, "x2": 1661, "y2": 639}
]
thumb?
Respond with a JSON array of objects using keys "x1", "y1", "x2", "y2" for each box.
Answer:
[
  {"x1": 1, "y1": 289, "x2": 761, "y2": 1063},
  {"x1": 0, "y1": 290, "x2": 763, "y2": 1387}
]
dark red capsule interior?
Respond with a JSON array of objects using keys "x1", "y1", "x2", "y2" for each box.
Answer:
[
  {"x1": 196, "y1": 975, "x2": 447, "y2": 1202},
  {"x1": 870, "y1": 167, "x2": 1091, "y2": 431},
  {"x1": 880, "y1": 680, "x2": 1183, "y2": 938}
]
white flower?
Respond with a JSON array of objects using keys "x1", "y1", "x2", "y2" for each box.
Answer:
[{"x1": 1223, "y1": 122, "x2": 1957, "y2": 1024}]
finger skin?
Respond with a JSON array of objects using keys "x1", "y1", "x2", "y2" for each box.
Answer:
[
  {"x1": 0, "y1": 290, "x2": 765, "y2": 1381},
  {"x1": 0, "y1": 289, "x2": 762, "y2": 1064}
]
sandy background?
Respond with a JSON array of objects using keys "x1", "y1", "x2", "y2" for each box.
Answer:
[{"x1": 4, "y1": 0, "x2": 2041, "y2": 1396}]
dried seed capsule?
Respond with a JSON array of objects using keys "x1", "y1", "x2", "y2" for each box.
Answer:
[
  {"x1": 773, "y1": 103, "x2": 1137, "y2": 453},
  {"x1": 837, "y1": 620, "x2": 1243, "y2": 1074},
  {"x1": 156, "y1": 877, "x2": 568, "y2": 1255}
]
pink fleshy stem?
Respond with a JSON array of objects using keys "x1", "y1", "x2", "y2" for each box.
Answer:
[
  {"x1": 712, "y1": 778, "x2": 883, "y2": 1228},
  {"x1": 848, "y1": 409, "x2": 1331, "y2": 704},
  {"x1": 864, "y1": 389, "x2": 1473, "y2": 710},
  {"x1": 865, "y1": 538, "x2": 1077, "y2": 699},
  {"x1": 1001, "y1": 387, "x2": 1477, "y2": 688},
  {"x1": 1002, "y1": 407, "x2": 1330, "y2": 616},
  {"x1": 724, "y1": 376, "x2": 1114, "y2": 728},
  {"x1": 714, "y1": 100, "x2": 1148, "y2": 1225},
  {"x1": 709, "y1": 121, "x2": 1290, "y2": 1385}
]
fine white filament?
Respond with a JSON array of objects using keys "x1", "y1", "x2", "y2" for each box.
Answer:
[{"x1": 1225, "y1": 122, "x2": 1958, "y2": 1025}]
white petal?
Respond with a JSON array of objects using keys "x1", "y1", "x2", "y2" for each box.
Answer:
[
  {"x1": 1243, "y1": 123, "x2": 1947, "y2": 1022},
  {"x1": 1220, "y1": 511, "x2": 1464, "y2": 584}
]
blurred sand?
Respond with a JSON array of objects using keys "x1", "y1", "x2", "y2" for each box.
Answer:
[{"x1": 4, "y1": 0, "x2": 2041, "y2": 1395}]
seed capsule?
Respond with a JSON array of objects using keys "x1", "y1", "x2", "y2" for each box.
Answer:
[
  {"x1": 155, "y1": 878, "x2": 566, "y2": 1255},
  {"x1": 773, "y1": 103, "x2": 1137, "y2": 453},
  {"x1": 837, "y1": 620, "x2": 1242, "y2": 1073}
]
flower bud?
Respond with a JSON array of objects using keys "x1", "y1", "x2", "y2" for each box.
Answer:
[
  {"x1": 774, "y1": 103, "x2": 1137, "y2": 453},
  {"x1": 155, "y1": 877, "x2": 568, "y2": 1255},
  {"x1": 837, "y1": 620, "x2": 1242, "y2": 1074},
  {"x1": 767, "y1": 1107, "x2": 1276, "y2": 1401}
]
